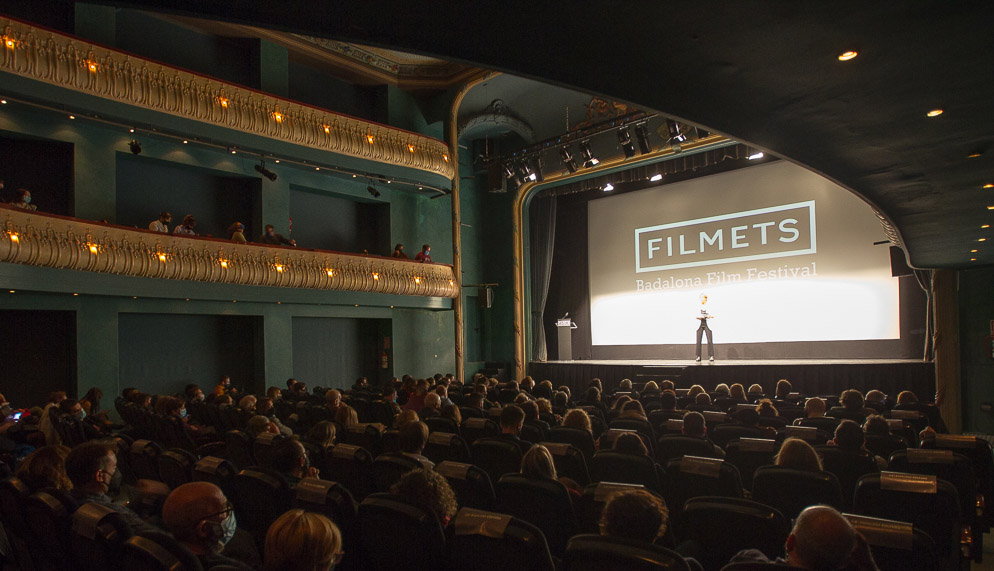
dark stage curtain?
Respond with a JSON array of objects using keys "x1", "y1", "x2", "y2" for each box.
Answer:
[{"x1": 530, "y1": 195, "x2": 557, "y2": 361}]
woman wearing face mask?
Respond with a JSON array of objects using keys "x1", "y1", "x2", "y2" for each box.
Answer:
[{"x1": 58, "y1": 398, "x2": 107, "y2": 440}]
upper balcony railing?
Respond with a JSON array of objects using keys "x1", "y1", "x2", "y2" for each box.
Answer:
[
  {"x1": 0, "y1": 16, "x2": 455, "y2": 180},
  {"x1": 0, "y1": 206, "x2": 459, "y2": 298}
]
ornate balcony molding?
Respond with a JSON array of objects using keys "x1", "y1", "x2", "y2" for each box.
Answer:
[
  {"x1": 0, "y1": 17, "x2": 454, "y2": 180},
  {"x1": 0, "y1": 208, "x2": 459, "y2": 298}
]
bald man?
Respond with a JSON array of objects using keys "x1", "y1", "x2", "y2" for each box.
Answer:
[
  {"x1": 732, "y1": 505, "x2": 877, "y2": 570},
  {"x1": 162, "y1": 482, "x2": 253, "y2": 570}
]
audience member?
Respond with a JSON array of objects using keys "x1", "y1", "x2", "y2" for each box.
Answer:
[
  {"x1": 397, "y1": 420, "x2": 434, "y2": 469},
  {"x1": 775, "y1": 438, "x2": 823, "y2": 471},
  {"x1": 797, "y1": 397, "x2": 827, "y2": 422},
  {"x1": 247, "y1": 415, "x2": 280, "y2": 438},
  {"x1": 681, "y1": 411, "x2": 725, "y2": 458},
  {"x1": 162, "y1": 482, "x2": 252, "y2": 570},
  {"x1": 747, "y1": 384, "x2": 765, "y2": 398},
  {"x1": 775, "y1": 379, "x2": 793, "y2": 401},
  {"x1": 228, "y1": 222, "x2": 247, "y2": 243},
  {"x1": 895, "y1": 390, "x2": 918, "y2": 405},
  {"x1": 401, "y1": 379, "x2": 430, "y2": 413},
  {"x1": 305, "y1": 421, "x2": 337, "y2": 449},
  {"x1": 65, "y1": 441, "x2": 161, "y2": 533},
  {"x1": 440, "y1": 403, "x2": 462, "y2": 427},
  {"x1": 174, "y1": 214, "x2": 197, "y2": 236},
  {"x1": 392, "y1": 243, "x2": 408, "y2": 259},
  {"x1": 13, "y1": 189, "x2": 36, "y2": 210},
  {"x1": 562, "y1": 408, "x2": 592, "y2": 434},
  {"x1": 599, "y1": 489, "x2": 703, "y2": 571},
  {"x1": 258, "y1": 224, "x2": 296, "y2": 246},
  {"x1": 334, "y1": 405, "x2": 358, "y2": 430},
  {"x1": 389, "y1": 468, "x2": 458, "y2": 526},
  {"x1": 16, "y1": 445, "x2": 72, "y2": 492},
  {"x1": 830, "y1": 419, "x2": 886, "y2": 468},
  {"x1": 264, "y1": 509, "x2": 342, "y2": 571},
  {"x1": 729, "y1": 383, "x2": 747, "y2": 402},
  {"x1": 496, "y1": 404, "x2": 532, "y2": 454},
  {"x1": 324, "y1": 389, "x2": 343, "y2": 417},
  {"x1": 414, "y1": 243, "x2": 432, "y2": 263},
  {"x1": 271, "y1": 438, "x2": 319, "y2": 486},
  {"x1": 614, "y1": 432, "x2": 649, "y2": 456},
  {"x1": 149, "y1": 211, "x2": 171, "y2": 233},
  {"x1": 421, "y1": 392, "x2": 442, "y2": 419}
]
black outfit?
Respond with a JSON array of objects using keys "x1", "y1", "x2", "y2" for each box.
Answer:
[
  {"x1": 258, "y1": 232, "x2": 293, "y2": 246},
  {"x1": 497, "y1": 433, "x2": 533, "y2": 455},
  {"x1": 695, "y1": 311, "x2": 714, "y2": 359}
]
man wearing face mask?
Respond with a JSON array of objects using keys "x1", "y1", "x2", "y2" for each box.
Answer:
[
  {"x1": 58, "y1": 398, "x2": 107, "y2": 440},
  {"x1": 66, "y1": 442, "x2": 161, "y2": 533},
  {"x1": 149, "y1": 211, "x2": 172, "y2": 233},
  {"x1": 414, "y1": 243, "x2": 432, "y2": 263},
  {"x1": 163, "y1": 482, "x2": 254, "y2": 570},
  {"x1": 272, "y1": 438, "x2": 320, "y2": 486}
]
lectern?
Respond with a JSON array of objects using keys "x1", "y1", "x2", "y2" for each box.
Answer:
[{"x1": 556, "y1": 315, "x2": 577, "y2": 360}]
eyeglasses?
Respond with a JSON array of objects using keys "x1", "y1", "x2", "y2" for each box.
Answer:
[{"x1": 200, "y1": 501, "x2": 234, "y2": 522}]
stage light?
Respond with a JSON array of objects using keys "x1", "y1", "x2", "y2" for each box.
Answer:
[
  {"x1": 579, "y1": 140, "x2": 599, "y2": 168},
  {"x1": 926, "y1": 109, "x2": 943, "y2": 117},
  {"x1": 748, "y1": 151, "x2": 765, "y2": 160},
  {"x1": 650, "y1": 173, "x2": 663, "y2": 182},
  {"x1": 603, "y1": 183, "x2": 614, "y2": 191},
  {"x1": 367, "y1": 185, "x2": 381, "y2": 198},
  {"x1": 560, "y1": 146, "x2": 579, "y2": 173},
  {"x1": 618, "y1": 127, "x2": 636, "y2": 158},
  {"x1": 531, "y1": 156, "x2": 544, "y2": 182},
  {"x1": 838, "y1": 50, "x2": 858, "y2": 61},
  {"x1": 666, "y1": 119, "x2": 687, "y2": 144},
  {"x1": 129, "y1": 139, "x2": 142, "y2": 155},
  {"x1": 254, "y1": 160, "x2": 278, "y2": 181},
  {"x1": 518, "y1": 159, "x2": 537, "y2": 182},
  {"x1": 634, "y1": 123, "x2": 652, "y2": 154}
]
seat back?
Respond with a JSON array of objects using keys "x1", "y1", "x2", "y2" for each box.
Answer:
[
  {"x1": 338, "y1": 423, "x2": 385, "y2": 457},
  {"x1": 682, "y1": 497, "x2": 789, "y2": 571},
  {"x1": 922, "y1": 434, "x2": 994, "y2": 526},
  {"x1": 815, "y1": 447, "x2": 879, "y2": 509},
  {"x1": 157, "y1": 448, "x2": 197, "y2": 490},
  {"x1": 224, "y1": 430, "x2": 255, "y2": 469},
  {"x1": 228, "y1": 468, "x2": 293, "y2": 542},
  {"x1": 844, "y1": 513, "x2": 940, "y2": 571},
  {"x1": 656, "y1": 435, "x2": 724, "y2": 465},
  {"x1": 129, "y1": 439, "x2": 164, "y2": 481},
  {"x1": 71, "y1": 502, "x2": 135, "y2": 571},
  {"x1": 356, "y1": 493, "x2": 447, "y2": 571},
  {"x1": 294, "y1": 478, "x2": 359, "y2": 571},
  {"x1": 252, "y1": 432, "x2": 287, "y2": 470},
  {"x1": 424, "y1": 416, "x2": 461, "y2": 435},
  {"x1": 887, "y1": 449, "x2": 977, "y2": 523},
  {"x1": 520, "y1": 422, "x2": 546, "y2": 444},
  {"x1": 191, "y1": 456, "x2": 238, "y2": 496},
  {"x1": 25, "y1": 489, "x2": 78, "y2": 570},
  {"x1": 723, "y1": 438, "x2": 778, "y2": 490},
  {"x1": 495, "y1": 473, "x2": 577, "y2": 556},
  {"x1": 371, "y1": 453, "x2": 424, "y2": 492},
  {"x1": 562, "y1": 534, "x2": 691, "y2": 571},
  {"x1": 547, "y1": 426, "x2": 596, "y2": 463},
  {"x1": 541, "y1": 441, "x2": 590, "y2": 486},
  {"x1": 663, "y1": 457, "x2": 743, "y2": 519},
  {"x1": 711, "y1": 425, "x2": 764, "y2": 449},
  {"x1": 472, "y1": 438, "x2": 524, "y2": 485},
  {"x1": 853, "y1": 472, "x2": 961, "y2": 569},
  {"x1": 120, "y1": 531, "x2": 204, "y2": 571},
  {"x1": 435, "y1": 461, "x2": 496, "y2": 510},
  {"x1": 325, "y1": 444, "x2": 375, "y2": 500},
  {"x1": 461, "y1": 417, "x2": 501, "y2": 446},
  {"x1": 423, "y1": 431, "x2": 472, "y2": 465},
  {"x1": 864, "y1": 433, "x2": 908, "y2": 460},
  {"x1": 751, "y1": 466, "x2": 843, "y2": 520},
  {"x1": 448, "y1": 507, "x2": 556, "y2": 571},
  {"x1": 576, "y1": 482, "x2": 653, "y2": 534},
  {"x1": 796, "y1": 416, "x2": 841, "y2": 432},
  {"x1": 588, "y1": 450, "x2": 664, "y2": 492}
]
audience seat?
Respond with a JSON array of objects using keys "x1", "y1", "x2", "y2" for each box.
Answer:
[
  {"x1": 371, "y1": 453, "x2": 424, "y2": 492},
  {"x1": 338, "y1": 423, "x2": 385, "y2": 457},
  {"x1": 228, "y1": 467, "x2": 293, "y2": 544},
  {"x1": 223, "y1": 430, "x2": 255, "y2": 470},
  {"x1": 380, "y1": 428, "x2": 401, "y2": 454},
  {"x1": 609, "y1": 418, "x2": 656, "y2": 450},
  {"x1": 844, "y1": 513, "x2": 940, "y2": 571},
  {"x1": 70, "y1": 502, "x2": 135, "y2": 571},
  {"x1": 129, "y1": 439, "x2": 164, "y2": 481},
  {"x1": 157, "y1": 448, "x2": 197, "y2": 490},
  {"x1": 495, "y1": 473, "x2": 577, "y2": 556},
  {"x1": 795, "y1": 416, "x2": 840, "y2": 432},
  {"x1": 853, "y1": 472, "x2": 962, "y2": 570},
  {"x1": 0, "y1": 477, "x2": 34, "y2": 570},
  {"x1": 120, "y1": 530, "x2": 204, "y2": 571},
  {"x1": 681, "y1": 497, "x2": 790, "y2": 571},
  {"x1": 662, "y1": 457, "x2": 744, "y2": 520},
  {"x1": 191, "y1": 456, "x2": 238, "y2": 497},
  {"x1": 751, "y1": 466, "x2": 844, "y2": 520},
  {"x1": 300, "y1": 440, "x2": 331, "y2": 476},
  {"x1": 472, "y1": 437, "x2": 525, "y2": 485},
  {"x1": 251, "y1": 432, "x2": 287, "y2": 470},
  {"x1": 577, "y1": 482, "x2": 654, "y2": 534},
  {"x1": 436, "y1": 461, "x2": 496, "y2": 511},
  {"x1": 448, "y1": 507, "x2": 556, "y2": 571},
  {"x1": 562, "y1": 534, "x2": 692, "y2": 571},
  {"x1": 921, "y1": 434, "x2": 994, "y2": 527},
  {"x1": 325, "y1": 444, "x2": 376, "y2": 500},
  {"x1": 356, "y1": 493, "x2": 447, "y2": 571},
  {"x1": 293, "y1": 478, "x2": 359, "y2": 571},
  {"x1": 711, "y1": 425, "x2": 765, "y2": 449},
  {"x1": 423, "y1": 431, "x2": 472, "y2": 465},
  {"x1": 368, "y1": 401, "x2": 397, "y2": 426},
  {"x1": 461, "y1": 417, "x2": 501, "y2": 446},
  {"x1": 723, "y1": 438, "x2": 778, "y2": 490},
  {"x1": 25, "y1": 489, "x2": 78, "y2": 571},
  {"x1": 547, "y1": 426, "x2": 597, "y2": 464},
  {"x1": 656, "y1": 435, "x2": 724, "y2": 465},
  {"x1": 459, "y1": 406, "x2": 485, "y2": 420},
  {"x1": 864, "y1": 432, "x2": 908, "y2": 460},
  {"x1": 519, "y1": 422, "x2": 546, "y2": 444},
  {"x1": 648, "y1": 410, "x2": 686, "y2": 430},
  {"x1": 721, "y1": 563, "x2": 805, "y2": 570},
  {"x1": 541, "y1": 441, "x2": 590, "y2": 486},
  {"x1": 424, "y1": 416, "x2": 461, "y2": 435},
  {"x1": 815, "y1": 446, "x2": 879, "y2": 509},
  {"x1": 588, "y1": 450, "x2": 665, "y2": 493},
  {"x1": 773, "y1": 426, "x2": 830, "y2": 446}
]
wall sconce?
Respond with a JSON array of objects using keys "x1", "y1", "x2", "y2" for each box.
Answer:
[
  {"x1": 219, "y1": 259, "x2": 228, "y2": 268},
  {"x1": 88, "y1": 244, "x2": 99, "y2": 254},
  {"x1": 373, "y1": 272, "x2": 379, "y2": 280},
  {"x1": 157, "y1": 253, "x2": 167, "y2": 262},
  {"x1": 366, "y1": 134, "x2": 375, "y2": 144},
  {"x1": 326, "y1": 269, "x2": 334, "y2": 277},
  {"x1": 8, "y1": 232, "x2": 19, "y2": 243},
  {"x1": 414, "y1": 276, "x2": 421, "y2": 284},
  {"x1": 275, "y1": 264, "x2": 284, "y2": 273},
  {"x1": 219, "y1": 97, "x2": 229, "y2": 108}
]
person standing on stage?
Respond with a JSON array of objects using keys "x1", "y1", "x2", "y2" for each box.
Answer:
[{"x1": 695, "y1": 293, "x2": 715, "y2": 362}]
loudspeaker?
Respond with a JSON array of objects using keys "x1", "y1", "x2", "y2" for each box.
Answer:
[{"x1": 477, "y1": 286, "x2": 493, "y2": 309}]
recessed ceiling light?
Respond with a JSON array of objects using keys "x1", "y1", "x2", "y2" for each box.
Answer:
[
  {"x1": 971, "y1": 258, "x2": 977, "y2": 261},
  {"x1": 926, "y1": 109, "x2": 943, "y2": 117},
  {"x1": 979, "y1": 238, "x2": 987, "y2": 242},
  {"x1": 984, "y1": 184, "x2": 993, "y2": 188},
  {"x1": 987, "y1": 206, "x2": 994, "y2": 210},
  {"x1": 971, "y1": 249, "x2": 979, "y2": 253},
  {"x1": 968, "y1": 153, "x2": 982, "y2": 158},
  {"x1": 983, "y1": 225, "x2": 991, "y2": 229},
  {"x1": 837, "y1": 51, "x2": 858, "y2": 61}
]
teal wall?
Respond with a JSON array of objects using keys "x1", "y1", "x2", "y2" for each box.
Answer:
[{"x1": 958, "y1": 268, "x2": 994, "y2": 433}]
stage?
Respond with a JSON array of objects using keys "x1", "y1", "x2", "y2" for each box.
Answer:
[{"x1": 528, "y1": 358, "x2": 936, "y2": 400}]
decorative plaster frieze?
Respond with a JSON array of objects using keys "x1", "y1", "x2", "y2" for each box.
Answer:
[
  {"x1": 0, "y1": 208, "x2": 458, "y2": 298},
  {"x1": 0, "y1": 18, "x2": 454, "y2": 180}
]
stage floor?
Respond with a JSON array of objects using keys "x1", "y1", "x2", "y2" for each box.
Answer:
[{"x1": 541, "y1": 358, "x2": 926, "y2": 366}]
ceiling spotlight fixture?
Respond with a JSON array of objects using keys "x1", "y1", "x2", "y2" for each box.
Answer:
[
  {"x1": 531, "y1": 156, "x2": 544, "y2": 182},
  {"x1": 367, "y1": 185, "x2": 381, "y2": 198},
  {"x1": 579, "y1": 140, "x2": 599, "y2": 168},
  {"x1": 926, "y1": 109, "x2": 943, "y2": 117},
  {"x1": 0, "y1": 99, "x2": 6, "y2": 104},
  {"x1": 634, "y1": 123, "x2": 652, "y2": 154},
  {"x1": 748, "y1": 151, "x2": 765, "y2": 160},
  {"x1": 559, "y1": 146, "x2": 578, "y2": 173},
  {"x1": 983, "y1": 183, "x2": 994, "y2": 188},
  {"x1": 128, "y1": 139, "x2": 142, "y2": 155},
  {"x1": 666, "y1": 119, "x2": 688, "y2": 144},
  {"x1": 838, "y1": 50, "x2": 858, "y2": 61},
  {"x1": 502, "y1": 161, "x2": 520, "y2": 184},
  {"x1": 650, "y1": 173, "x2": 663, "y2": 182},
  {"x1": 603, "y1": 183, "x2": 615, "y2": 192},
  {"x1": 618, "y1": 127, "x2": 636, "y2": 158},
  {"x1": 254, "y1": 159, "x2": 278, "y2": 181},
  {"x1": 518, "y1": 159, "x2": 537, "y2": 182}
]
